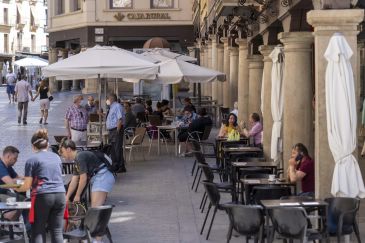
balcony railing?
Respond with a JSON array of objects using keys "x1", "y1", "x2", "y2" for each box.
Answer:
[
  {"x1": 0, "y1": 21, "x2": 11, "y2": 33},
  {"x1": 15, "y1": 23, "x2": 25, "y2": 30}
]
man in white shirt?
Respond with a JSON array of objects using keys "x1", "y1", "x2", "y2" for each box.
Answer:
[
  {"x1": 15, "y1": 72, "x2": 33, "y2": 125},
  {"x1": 5, "y1": 70, "x2": 16, "y2": 104}
]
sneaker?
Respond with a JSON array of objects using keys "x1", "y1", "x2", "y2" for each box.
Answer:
[
  {"x1": 23, "y1": 121, "x2": 27, "y2": 125},
  {"x1": 18, "y1": 118, "x2": 21, "y2": 124},
  {"x1": 43, "y1": 122, "x2": 48, "y2": 125},
  {"x1": 39, "y1": 118, "x2": 42, "y2": 124},
  {"x1": 116, "y1": 166, "x2": 127, "y2": 173}
]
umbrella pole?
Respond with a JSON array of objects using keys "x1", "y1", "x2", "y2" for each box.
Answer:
[
  {"x1": 114, "y1": 78, "x2": 117, "y2": 95},
  {"x1": 173, "y1": 84, "x2": 176, "y2": 116},
  {"x1": 98, "y1": 74, "x2": 102, "y2": 145},
  {"x1": 198, "y1": 83, "x2": 201, "y2": 107}
]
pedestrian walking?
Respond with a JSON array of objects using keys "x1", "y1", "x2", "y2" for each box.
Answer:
[
  {"x1": 32, "y1": 79, "x2": 52, "y2": 125},
  {"x1": 106, "y1": 93, "x2": 126, "y2": 172},
  {"x1": 5, "y1": 69, "x2": 16, "y2": 104},
  {"x1": 65, "y1": 95, "x2": 88, "y2": 142},
  {"x1": 15, "y1": 129, "x2": 66, "y2": 243},
  {"x1": 14, "y1": 72, "x2": 33, "y2": 125}
]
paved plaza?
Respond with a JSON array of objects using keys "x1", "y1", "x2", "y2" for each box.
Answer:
[{"x1": 0, "y1": 87, "x2": 363, "y2": 242}]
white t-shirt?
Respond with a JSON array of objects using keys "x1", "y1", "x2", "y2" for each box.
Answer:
[
  {"x1": 15, "y1": 80, "x2": 32, "y2": 102},
  {"x1": 5, "y1": 73, "x2": 16, "y2": 86}
]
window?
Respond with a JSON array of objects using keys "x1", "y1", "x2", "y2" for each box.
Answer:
[
  {"x1": 17, "y1": 33, "x2": 22, "y2": 51},
  {"x1": 3, "y1": 8, "x2": 8, "y2": 25},
  {"x1": 30, "y1": 9, "x2": 35, "y2": 26},
  {"x1": 70, "y1": 0, "x2": 82, "y2": 11},
  {"x1": 45, "y1": 9, "x2": 48, "y2": 26},
  {"x1": 56, "y1": 0, "x2": 65, "y2": 15},
  {"x1": 110, "y1": 0, "x2": 132, "y2": 9},
  {"x1": 4, "y1": 34, "x2": 8, "y2": 53},
  {"x1": 151, "y1": 0, "x2": 174, "y2": 8},
  {"x1": 31, "y1": 35, "x2": 36, "y2": 53},
  {"x1": 16, "y1": 7, "x2": 21, "y2": 24}
]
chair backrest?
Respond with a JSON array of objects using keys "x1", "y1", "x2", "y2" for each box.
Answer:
[
  {"x1": 54, "y1": 135, "x2": 67, "y2": 144},
  {"x1": 200, "y1": 125, "x2": 212, "y2": 141},
  {"x1": 325, "y1": 197, "x2": 360, "y2": 234},
  {"x1": 202, "y1": 181, "x2": 221, "y2": 207},
  {"x1": 252, "y1": 186, "x2": 291, "y2": 204},
  {"x1": 280, "y1": 195, "x2": 314, "y2": 201},
  {"x1": 269, "y1": 207, "x2": 308, "y2": 240},
  {"x1": 89, "y1": 113, "x2": 100, "y2": 122},
  {"x1": 244, "y1": 174, "x2": 270, "y2": 179},
  {"x1": 148, "y1": 115, "x2": 162, "y2": 126},
  {"x1": 136, "y1": 112, "x2": 147, "y2": 122},
  {"x1": 224, "y1": 204, "x2": 264, "y2": 236},
  {"x1": 131, "y1": 127, "x2": 146, "y2": 145},
  {"x1": 199, "y1": 163, "x2": 214, "y2": 182},
  {"x1": 84, "y1": 205, "x2": 114, "y2": 237},
  {"x1": 62, "y1": 162, "x2": 74, "y2": 174}
]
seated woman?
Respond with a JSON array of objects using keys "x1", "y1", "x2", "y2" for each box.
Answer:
[
  {"x1": 242, "y1": 113, "x2": 263, "y2": 148},
  {"x1": 287, "y1": 143, "x2": 315, "y2": 197},
  {"x1": 161, "y1": 99, "x2": 173, "y2": 116},
  {"x1": 177, "y1": 107, "x2": 198, "y2": 142},
  {"x1": 152, "y1": 101, "x2": 164, "y2": 121},
  {"x1": 183, "y1": 97, "x2": 196, "y2": 113},
  {"x1": 145, "y1": 99, "x2": 153, "y2": 115},
  {"x1": 124, "y1": 102, "x2": 137, "y2": 138},
  {"x1": 218, "y1": 113, "x2": 243, "y2": 138}
]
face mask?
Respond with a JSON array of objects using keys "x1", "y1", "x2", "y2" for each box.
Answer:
[{"x1": 106, "y1": 99, "x2": 111, "y2": 106}]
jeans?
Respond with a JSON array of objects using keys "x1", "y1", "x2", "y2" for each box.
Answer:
[
  {"x1": 17, "y1": 101, "x2": 28, "y2": 123},
  {"x1": 31, "y1": 192, "x2": 65, "y2": 243},
  {"x1": 108, "y1": 128, "x2": 125, "y2": 170}
]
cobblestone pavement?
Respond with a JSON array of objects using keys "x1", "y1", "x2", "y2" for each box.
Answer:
[{"x1": 0, "y1": 87, "x2": 363, "y2": 242}]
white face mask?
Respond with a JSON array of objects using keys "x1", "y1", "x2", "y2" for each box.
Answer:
[{"x1": 106, "y1": 99, "x2": 111, "y2": 106}]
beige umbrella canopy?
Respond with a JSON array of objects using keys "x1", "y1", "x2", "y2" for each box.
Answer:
[{"x1": 143, "y1": 37, "x2": 170, "y2": 49}]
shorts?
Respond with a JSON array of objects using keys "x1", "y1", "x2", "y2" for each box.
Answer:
[
  {"x1": 40, "y1": 98, "x2": 50, "y2": 110},
  {"x1": 6, "y1": 85, "x2": 15, "y2": 95},
  {"x1": 90, "y1": 167, "x2": 115, "y2": 193}
]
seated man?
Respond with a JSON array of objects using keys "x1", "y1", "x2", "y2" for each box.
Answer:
[
  {"x1": 0, "y1": 146, "x2": 23, "y2": 220},
  {"x1": 287, "y1": 143, "x2": 315, "y2": 197}
]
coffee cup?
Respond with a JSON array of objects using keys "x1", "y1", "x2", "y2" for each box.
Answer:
[
  {"x1": 6, "y1": 197, "x2": 16, "y2": 204},
  {"x1": 268, "y1": 174, "x2": 276, "y2": 181}
]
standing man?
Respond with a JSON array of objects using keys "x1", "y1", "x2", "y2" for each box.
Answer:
[
  {"x1": 15, "y1": 72, "x2": 33, "y2": 125},
  {"x1": 106, "y1": 93, "x2": 126, "y2": 172},
  {"x1": 65, "y1": 95, "x2": 88, "y2": 142},
  {"x1": 6, "y1": 69, "x2": 16, "y2": 104}
]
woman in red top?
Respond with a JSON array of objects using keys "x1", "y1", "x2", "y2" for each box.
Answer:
[{"x1": 287, "y1": 143, "x2": 315, "y2": 197}]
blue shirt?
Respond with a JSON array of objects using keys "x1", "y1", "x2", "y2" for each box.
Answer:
[
  {"x1": 0, "y1": 160, "x2": 17, "y2": 194},
  {"x1": 24, "y1": 151, "x2": 65, "y2": 196},
  {"x1": 106, "y1": 102, "x2": 125, "y2": 130}
]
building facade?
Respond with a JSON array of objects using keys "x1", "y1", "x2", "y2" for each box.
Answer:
[
  {"x1": 0, "y1": 0, "x2": 48, "y2": 80},
  {"x1": 191, "y1": 0, "x2": 365, "y2": 199},
  {"x1": 47, "y1": 0, "x2": 194, "y2": 92}
]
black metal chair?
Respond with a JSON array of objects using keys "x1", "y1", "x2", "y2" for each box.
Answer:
[
  {"x1": 199, "y1": 164, "x2": 235, "y2": 212},
  {"x1": 63, "y1": 205, "x2": 114, "y2": 243},
  {"x1": 200, "y1": 181, "x2": 228, "y2": 240},
  {"x1": 223, "y1": 204, "x2": 265, "y2": 243},
  {"x1": 325, "y1": 197, "x2": 361, "y2": 243},
  {"x1": 269, "y1": 207, "x2": 325, "y2": 243},
  {"x1": 251, "y1": 186, "x2": 291, "y2": 205}
]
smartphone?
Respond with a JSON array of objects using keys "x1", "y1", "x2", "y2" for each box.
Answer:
[{"x1": 295, "y1": 154, "x2": 303, "y2": 161}]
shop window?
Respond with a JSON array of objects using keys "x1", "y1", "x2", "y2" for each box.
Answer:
[
  {"x1": 110, "y1": 0, "x2": 133, "y2": 9},
  {"x1": 151, "y1": 0, "x2": 174, "y2": 8}
]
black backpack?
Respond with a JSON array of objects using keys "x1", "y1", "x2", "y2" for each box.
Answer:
[{"x1": 91, "y1": 150, "x2": 114, "y2": 174}]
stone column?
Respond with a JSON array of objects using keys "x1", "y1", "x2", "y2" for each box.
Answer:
[
  {"x1": 200, "y1": 47, "x2": 206, "y2": 96},
  {"x1": 210, "y1": 35, "x2": 218, "y2": 102},
  {"x1": 71, "y1": 80, "x2": 80, "y2": 91},
  {"x1": 307, "y1": 10, "x2": 364, "y2": 199},
  {"x1": 236, "y1": 38, "x2": 249, "y2": 122},
  {"x1": 279, "y1": 32, "x2": 314, "y2": 169},
  {"x1": 229, "y1": 46, "x2": 239, "y2": 109},
  {"x1": 248, "y1": 55, "x2": 264, "y2": 116},
  {"x1": 48, "y1": 48, "x2": 58, "y2": 92},
  {"x1": 221, "y1": 37, "x2": 231, "y2": 108},
  {"x1": 187, "y1": 46, "x2": 196, "y2": 93},
  {"x1": 61, "y1": 49, "x2": 69, "y2": 91},
  {"x1": 259, "y1": 45, "x2": 275, "y2": 160},
  {"x1": 216, "y1": 44, "x2": 224, "y2": 106},
  {"x1": 205, "y1": 40, "x2": 212, "y2": 97}
]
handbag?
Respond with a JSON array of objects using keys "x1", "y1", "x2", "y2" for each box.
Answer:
[{"x1": 48, "y1": 95, "x2": 54, "y2": 101}]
